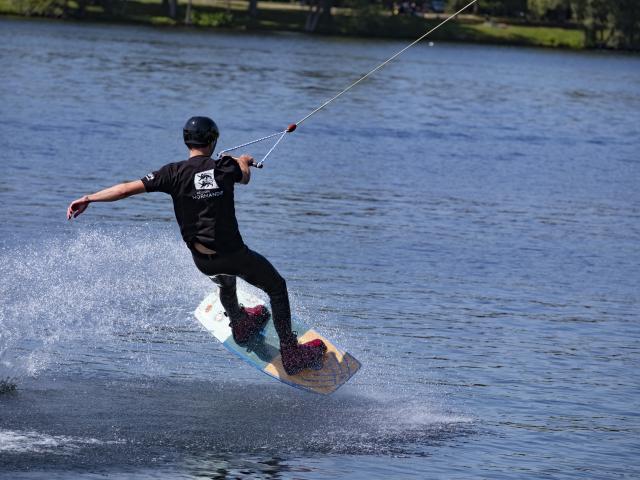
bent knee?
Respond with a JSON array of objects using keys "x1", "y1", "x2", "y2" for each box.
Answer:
[
  {"x1": 212, "y1": 274, "x2": 236, "y2": 289},
  {"x1": 268, "y1": 276, "x2": 287, "y2": 296}
]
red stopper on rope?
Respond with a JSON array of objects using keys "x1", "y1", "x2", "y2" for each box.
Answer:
[{"x1": 286, "y1": 123, "x2": 297, "y2": 133}]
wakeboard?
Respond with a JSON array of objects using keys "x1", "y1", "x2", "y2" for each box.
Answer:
[{"x1": 194, "y1": 289, "x2": 361, "y2": 395}]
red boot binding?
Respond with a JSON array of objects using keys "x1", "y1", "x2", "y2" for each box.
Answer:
[
  {"x1": 280, "y1": 335, "x2": 327, "y2": 376},
  {"x1": 230, "y1": 305, "x2": 270, "y2": 344}
]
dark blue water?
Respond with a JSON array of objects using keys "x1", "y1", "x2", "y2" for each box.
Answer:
[{"x1": 1, "y1": 17, "x2": 639, "y2": 479}]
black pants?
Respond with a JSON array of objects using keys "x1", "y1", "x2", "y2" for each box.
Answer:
[{"x1": 191, "y1": 245, "x2": 293, "y2": 341}]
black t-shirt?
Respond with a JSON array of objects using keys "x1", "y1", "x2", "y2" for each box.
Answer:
[{"x1": 141, "y1": 155, "x2": 245, "y2": 253}]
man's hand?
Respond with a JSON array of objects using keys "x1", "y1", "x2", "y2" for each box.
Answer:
[
  {"x1": 233, "y1": 154, "x2": 259, "y2": 184},
  {"x1": 67, "y1": 196, "x2": 90, "y2": 220},
  {"x1": 236, "y1": 154, "x2": 259, "y2": 168}
]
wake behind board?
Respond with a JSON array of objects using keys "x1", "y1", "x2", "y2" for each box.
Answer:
[{"x1": 194, "y1": 290, "x2": 360, "y2": 395}]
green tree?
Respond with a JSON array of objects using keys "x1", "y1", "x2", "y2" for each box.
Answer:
[
  {"x1": 528, "y1": 0, "x2": 561, "y2": 17},
  {"x1": 16, "y1": 0, "x2": 121, "y2": 17},
  {"x1": 18, "y1": 0, "x2": 70, "y2": 16},
  {"x1": 449, "y1": 0, "x2": 527, "y2": 17},
  {"x1": 248, "y1": 0, "x2": 257, "y2": 18},
  {"x1": 573, "y1": 0, "x2": 612, "y2": 47},
  {"x1": 570, "y1": 0, "x2": 638, "y2": 49},
  {"x1": 611, "y1": 0, "x2": 640, "y2": 48},
  {"x1": 162, "y1": 0, "x2": 177, "y2": 19},
  {"x1": 305, "y1": 0, "x2": 334, "y2": 32}
]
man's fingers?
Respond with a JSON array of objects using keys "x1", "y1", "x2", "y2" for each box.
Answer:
[{"x1": 67, "y1": 199, "x2": 86, "y2": 220}]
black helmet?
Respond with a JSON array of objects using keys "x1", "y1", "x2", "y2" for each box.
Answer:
[{"x1": 183, "y1": 116, "x2": 219, "y2": 149}]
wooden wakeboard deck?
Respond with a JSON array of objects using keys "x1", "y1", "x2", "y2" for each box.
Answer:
[{"x1": 194, "y1": 290, "x2": 360, "y2": 395}]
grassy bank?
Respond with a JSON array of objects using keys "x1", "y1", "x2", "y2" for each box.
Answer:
[{"x1": 0, "y1": 0, "x2": 585, "y2": 49}]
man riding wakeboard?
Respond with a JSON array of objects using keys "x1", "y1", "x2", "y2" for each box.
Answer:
[{"x1": 66, "y1": 116, "x2": 326, "y2": 376}]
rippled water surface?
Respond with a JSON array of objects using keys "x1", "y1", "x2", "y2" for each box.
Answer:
[{"x1": 1, "y1": 17, "x2": 639, "y2": 479}]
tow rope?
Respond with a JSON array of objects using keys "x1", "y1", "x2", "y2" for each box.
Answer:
[{"x1": 218, "y1": 0, "x2": 478, "y2": 167}]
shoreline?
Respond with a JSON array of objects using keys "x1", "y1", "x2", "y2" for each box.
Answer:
[{"x1": 0, "y1": 0, "x2": 590, "y2": 51}]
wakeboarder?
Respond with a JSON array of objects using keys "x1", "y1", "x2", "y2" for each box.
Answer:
[{"x1": 66, "y1": 116, "x2": 326, "y2": 375}]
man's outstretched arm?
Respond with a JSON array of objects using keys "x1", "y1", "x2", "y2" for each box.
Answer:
[{"x1": 66, "y1": 180, "x2": 146, "y2": 220}]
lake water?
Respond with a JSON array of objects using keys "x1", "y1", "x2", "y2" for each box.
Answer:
[{"x1": 1, "y1": 17, "x2": 639, "y2": 479}]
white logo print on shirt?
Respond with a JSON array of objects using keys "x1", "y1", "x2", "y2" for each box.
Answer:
[{"x1": 194, "y1": 169, "x2": 218, "y2": 190}]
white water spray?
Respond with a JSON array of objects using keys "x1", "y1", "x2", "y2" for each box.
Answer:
[{"x1": 0, "y1": 228, "x2": 206, "y2": 379}]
